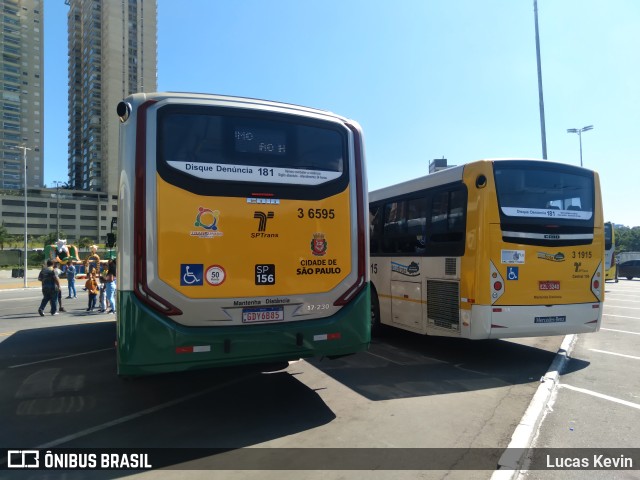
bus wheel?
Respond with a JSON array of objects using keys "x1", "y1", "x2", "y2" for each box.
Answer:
[{"x1": 371, "y1": 290, "x2": 383, "y2": 337}]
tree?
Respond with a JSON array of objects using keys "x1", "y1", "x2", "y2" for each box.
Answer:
[
  {"x1": 41, "y1": 232, "x2": 66, "y2": 248},
  {"x1": 0, "y1": 222, "x2": 10, "y2": 250},
  {"x1": 616, "y1": 226, "x2": 640, "y2": 253},
  {"x1": 78, "y1": 237, "x2": 94, "y2": 248},
  {"x1": 9, "y1": 234, "x2": 20, "y2": 249}
]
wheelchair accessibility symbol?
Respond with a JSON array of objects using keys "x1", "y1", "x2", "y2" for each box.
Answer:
[
  {"x1": 507, "y1": 266, "x2": 519, "y2": 281},
  {"x1": 181, "y1": 264, "x2": 204, "y2": 286}
]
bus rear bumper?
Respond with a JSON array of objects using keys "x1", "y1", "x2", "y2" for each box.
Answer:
[
  {"x1": 116, "y1": 287, "x2": 370, "y2": 376},
  {"x1": 467, "y1": 303, "x2": 602, "y2": 340}
]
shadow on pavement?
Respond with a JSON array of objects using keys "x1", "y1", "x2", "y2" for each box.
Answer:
[
  {"x1": 309, "y1": 328, "x2": 590, "y2": 401},
  {"x1": 0, "y1": 322, "x2": 336, "y2": 476}
]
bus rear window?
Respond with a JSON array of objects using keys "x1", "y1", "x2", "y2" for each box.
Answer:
[
  {"x1": 158, "y1": 108, "x2": 345, "y2": 186},
  {"x1": 494, "y1": 164, "x2": 594, "y2": 221}
]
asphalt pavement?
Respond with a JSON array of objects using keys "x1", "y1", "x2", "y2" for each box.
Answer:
[{"x1": 2, "y1": 272, "x2": 638, "y2": 479}]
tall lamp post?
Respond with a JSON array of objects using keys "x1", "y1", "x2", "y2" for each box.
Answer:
[
  {"x1": 566, "y1": 125, "x2": 593, "y2": 167},
  {"x1": 12, "y1": 145, "x2": 31, "y2": 288},
  {"x1": 534, "y1": 0, "x2": 548, "y2": 159},
  {"x1": 53, "y1": 181, "x2": 63, "y2": 239}
]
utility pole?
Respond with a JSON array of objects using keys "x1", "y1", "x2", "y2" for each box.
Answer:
[
  {"x1": 567, "y1": 125, "x2": 594, "y2": 167},
  {"x1": 12, "y1": 145, "x2": 30, "y2": 288}
]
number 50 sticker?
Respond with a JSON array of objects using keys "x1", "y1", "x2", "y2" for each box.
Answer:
[{"x1": 205, "y1": 265, "x2": 226, "y2": 286}]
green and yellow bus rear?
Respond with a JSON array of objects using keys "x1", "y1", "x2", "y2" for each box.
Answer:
[{"x1": 116, "y1": 93, "x2": 369, "y2": 376}]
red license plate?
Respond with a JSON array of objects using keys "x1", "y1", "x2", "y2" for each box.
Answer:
[{"x1": 539, "y1": 280, "x2": 560, "y2": 291}]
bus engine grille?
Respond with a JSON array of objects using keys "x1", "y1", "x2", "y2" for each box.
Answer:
[{"x1": 427, "y1": 280, "x2": 460, "y2": 332}]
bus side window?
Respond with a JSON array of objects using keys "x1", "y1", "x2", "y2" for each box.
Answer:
[
  {"x1": 383, "y1": 201, "x2": 405, "y2": 253},
  {"x1": 449, "y1": 189, "x2": 465, "y2": 232},
  {"x1": 425, "y1": 187, "x2": 466, "y2": 256},
  {"x1": 407, "y1": 197, "x2": 427, "y2": 253},
  {"x1": 430, "y1": 191, "x2": 449, "y2": 240},
  {"x1": 369, "y1": 205, "x2": 382, "y2": 254}
]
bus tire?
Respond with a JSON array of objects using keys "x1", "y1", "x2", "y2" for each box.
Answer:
[{"x1": 371, "y1": 289, "x2": 383, "y2": 337}]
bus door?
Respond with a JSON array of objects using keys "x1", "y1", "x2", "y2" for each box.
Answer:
[{"x1": 390, "y1": 260, "x2": 423, "y2": 331}]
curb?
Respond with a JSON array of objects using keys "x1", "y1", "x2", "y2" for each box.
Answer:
[
  {"x1": 0, "y1": 284, "x2": 40, "y2": 291},
  {"x1": 490, "y1": 334, "x2": 577, "y2": 479}
]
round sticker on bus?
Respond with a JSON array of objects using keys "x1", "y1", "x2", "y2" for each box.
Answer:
[{"x1": 205, "y1": 265, "x2": 226, "y2": 286}]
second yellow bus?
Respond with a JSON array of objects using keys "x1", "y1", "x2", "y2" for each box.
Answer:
[{"x1": 369, "y1": 159, "x2": 604, "y2": 339}]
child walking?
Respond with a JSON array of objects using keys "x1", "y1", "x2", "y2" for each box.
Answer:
[
  {"x1": 85, "y1": 272, "x2": 98, "y2": 312},
  {"x1": 98, "y1": 276, "x2": 106, "y2": 312}
]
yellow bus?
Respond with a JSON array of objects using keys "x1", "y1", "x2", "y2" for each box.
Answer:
[
  {"x1": 369, "y1": 159, "x2": 604, "y2": 339},
  {"x1": 115, "y1": 92, "x2": 370, "y2": 376},
  {"x1": 604, "y1": 221, "x2": 617, "y2": 282}
]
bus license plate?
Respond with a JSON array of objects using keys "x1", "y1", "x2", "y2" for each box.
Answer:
[
  {"x1": 539, "y1": 280, "x2": 560, "y2": 290},
  {"x1": 242, "y1": 306, "x2": 284, "y2": 323},
  {"x1": 535, "y1": 316, "x2": 566, "y2": 324}
]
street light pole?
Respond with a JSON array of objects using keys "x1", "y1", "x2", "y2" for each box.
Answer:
[
  {"x1": 54, "y1": 181, "x2": 61, "y2": 239},
  {"x1": 12, "y1": 145, "x2": 31, "y2": 288},
  {"x1": 566, "y1": 125, "x2": 594, "y2": 167},
  {"x1": 534, "y1": 0, "x2": 548, "y2": 159}
]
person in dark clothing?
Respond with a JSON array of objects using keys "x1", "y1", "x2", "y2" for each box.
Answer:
[
  {"x1": 38, "y1": 259, "x2": 61, "y2": 316},
  {"x1": 53, "y1": 262, "x2": 66, "y2": 312}
]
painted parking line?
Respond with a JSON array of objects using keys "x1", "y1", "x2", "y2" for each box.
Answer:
[
  {"x1": 364, "y1": 351, "x2": 408, "y2": 366},
  {"x1": 36, "y1": 373, "x2": 255, "y2": 449},
  {"x1": 603, "y1": 314, "x2": 640, "y2": 320},
  {"x1": 588, "y1": 349, "x2": 640, "y2": 361},
  {"x1": 600, "y1": 327, "x2": 640, "y2": 335},
  {"x1": 9, "y1": 347, "x2": 114, "y2": 369},
  {"x1": 0, "y1": 296, "x2": 39, "y2": 302},
  {"x1": 560, "y1": 384, "x2": 640, "y2": 411}
]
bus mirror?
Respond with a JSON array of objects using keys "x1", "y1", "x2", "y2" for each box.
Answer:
[{"x1": 117, "y1": 102, "x2": 131, "y2": 123}]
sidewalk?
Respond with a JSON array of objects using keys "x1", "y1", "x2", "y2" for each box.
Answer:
[{"x1": 0, "y1": 269, "x2": 41, "y2": 290}]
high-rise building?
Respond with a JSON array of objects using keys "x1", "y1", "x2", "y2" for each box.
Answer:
[
  {"x1": 0, "y1": 0, "x2": 44, "y2": 190},
  {"x1": 66, "y1": 0, "x2": 157, "y2": 196}
]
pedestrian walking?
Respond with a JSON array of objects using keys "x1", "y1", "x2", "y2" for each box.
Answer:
[
  {"x1": 105, "y1": 258, "x2": 117, "y2": 314},
  {"x1": 85, "y1": 272, "x2": 98, "y2": 312},
  {"x1": 53, "y1": 262, "x2": 66, "y2": 312},
  {"x1": 37, "y1": 259, "x2": 60, "y2": 316},
  {"x1": 66, "y1": 260, "x2": 77, "y2": 299}
]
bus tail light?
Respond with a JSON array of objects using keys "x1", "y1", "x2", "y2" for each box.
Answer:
[
  {"x1": 489, "y1": 261, "x2": 505, "y2": 304},
  {"x1": 591, "y1": 261, "x2": 603, "y2": 302},
  {"x1": 133, "y1": 100, "x2": 182, "y2": 316},
  {"x1": 176, "y1": 345, "x2": 211, "y2": 354},
  {"x1": 335, "y1": 122, "x2": 367, "y2": 306},
  {"x1": 313, "y1": 332, "x2": 342, "y2": 342}
]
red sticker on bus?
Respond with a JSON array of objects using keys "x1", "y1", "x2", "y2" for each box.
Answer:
[{"x1": 539, "y1": 280, "x2": 560, "y2": 291}]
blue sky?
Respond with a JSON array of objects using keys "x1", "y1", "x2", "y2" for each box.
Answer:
[{"x1": 44, "y1": 0, "x2": 640, "y2": 227}]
